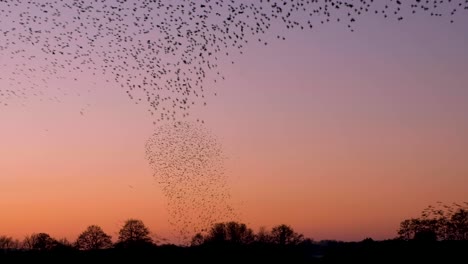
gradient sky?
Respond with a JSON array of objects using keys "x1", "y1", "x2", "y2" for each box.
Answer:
[{"x1": 1, "y1": 7, "x2": 468, "y2": 243}]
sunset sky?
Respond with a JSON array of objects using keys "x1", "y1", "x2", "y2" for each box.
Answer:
[{"x1": 1, "y1": 6, "x2": 468, "y2": 244}]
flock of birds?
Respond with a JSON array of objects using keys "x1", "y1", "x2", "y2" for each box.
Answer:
[
  {"x1": 1, "y1": 0, "x2": 467, "y2": 241},
  {"x1": 1, "y1": 0, "x2": 467, "y2": 121},
  {"x1": 421, "y1": 201, "x2": 468, "y2": 219},
  {"x1": 145, "y1": 122, "x2": 235, "y2": 243}
]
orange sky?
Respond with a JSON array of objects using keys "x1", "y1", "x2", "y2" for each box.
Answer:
[{"x1": 1, "y1": 15, "x2": 468, "y2": 243}]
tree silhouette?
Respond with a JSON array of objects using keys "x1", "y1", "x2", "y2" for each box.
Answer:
[
  {"x1": 190, "y1": 233, "x2": 205, "y2": 246},
  {"x1": 22, "y1": 235, "x2": 35, "y2": 250},
  {"x1": 255, "y1": 226, "x2": 271, "y2": 244},
  {"x1": 206, "y1": 223, "x2": 227, "y2": 243},
  {"x1": 0, "y1": 236, "x2": 13, "y2": 249},
  {"x1": 270, "y1": 224, "x2": 304, "y2": 246},
  {"x1": 205, "y1": 221, "x2": 254, "y2": 245},
  {"x1": 23, "y1": 233, "x2": 58, "y2": 251},
  {"x1": 75, "y1": 225, "x2": 113, "y2": 250},
  {"x1": 398, "y1": 202, "x2": 468, "y2": 241},
  {"x1": 117, "y1": 219, "x2": 153, "y2": 248},
  {"x1": 398, "y1": 218, "x2": 439, "y2": 241},
  {"x1": 57, "y1": 237, "x2": 72, "y2": 247},
  {"x1": 447, "y1": 208, "x2": 468, "y2": 240},
  {"x1": 398, "y1": 219, "x2": 417, "y2": 240}
]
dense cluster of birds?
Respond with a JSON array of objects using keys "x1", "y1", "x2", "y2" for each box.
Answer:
[
  {"x1": 145, "y1": 122, "x2": 235, "y2": 243},
  {"x1": 1, "y1": 0, "x2": 467, "y2": 121}
]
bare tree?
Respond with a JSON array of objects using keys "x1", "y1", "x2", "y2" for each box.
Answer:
[
  {"x1": 205, "y1": 221, "x2": 254, "y2": 244},
  {"x1": 270, "y1": 224, "x2": 304, "y2": 246},
  {"x1": 447, "y1": 208, "x2": 468, "y2": 240},
  {"x1": 117, "y1": 219, "x2": 153, "y2": 247},
  {"x1": 255, "y1": 226, "x2": 271, "y2": 243},
  {"x1": 57, "y1": 237, "x2": 72, "y2": 247},
  {"x1": 22, "y1": 235, "x2": 35, "y2": 250},
  {"x1": 75, "y1": 225, "x2": 113, "y2": 250},
  {"x1": 0, "y1": 236, "x2": 13, "y2": 250},
  {"x1": 22, "y1": 233, "x2": 57, "y2": 251},
  {"x1": 398, "y1": 202, "x2": 468, "y2": 241},
  {"x1": 191, "y1": 233, "x2": 205, "y2": 246}
]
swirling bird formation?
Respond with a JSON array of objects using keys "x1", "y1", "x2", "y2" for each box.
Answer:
[{"x1": 145, "y1": 122, "x2": 235, "y2": 243}]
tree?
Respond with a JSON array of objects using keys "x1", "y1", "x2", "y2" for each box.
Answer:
[
  {"x1": 447, "y1": 208, "x2": 468, "y2": 240},
  {"x1": 398, "y1": 202, "x2": 468, "y2": 241},
  {"x1": 270, "y1": 224, "x2": 304, "y2": 246},
  {"x1": 23, "y1": 233, "x2": 58, "y2": 251},
  {"x1": 22, "y1": 235, "x2": 34, "y2": 250},
  {"x1": 205, "y1": 221, "x2": 254, "y2": 245},
  {"x1": 207, "y1": 223, "x2": 227, "y2": 243},
  {"x1": 190, "y1": 233, "x2": 205, "y2": 246},
  {"x1": 397, "y1": 219, "x2": 416, "y2": 240},
  {"x1": 255, "y1": 226, "x2": 271, "y2": 243},
  {"x1": 57, "y1": 237, "x2": 72, "y2": 247},
  {"x1": 75, "y1": 225, "x2": 113, "y2": 250},
  {"x1": 0, "y1": 236, "x2": 13, "y2": 249},
  {"x1": 117, "y1": 219, "x2": 153, "y2": 247},
  {"x1": 398, "y1": 218, "x2": 440, "y2": 241},
  {"x1": 225, "y1": 221, "x2": 254, "y2": 244}
]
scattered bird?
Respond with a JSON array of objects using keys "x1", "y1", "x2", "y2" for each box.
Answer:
[{"x1": 420, "y1": 202, "x2": 468, "y2": 221}]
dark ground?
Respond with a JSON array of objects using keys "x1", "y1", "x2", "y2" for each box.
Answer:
[{"x1": 1, "y1": 240, "x2": 467, "y2": 263}]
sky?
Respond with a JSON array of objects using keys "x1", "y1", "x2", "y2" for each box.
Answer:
[{"x1": 1, "y1": 3, "x2": 468, "y2": 243}]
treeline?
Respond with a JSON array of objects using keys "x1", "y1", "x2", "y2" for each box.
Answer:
[
  {"x1": 0, "y1": 219, "x2": 153, "y2": 251},
  {"x1": 0, "y1": 220, "x2": 321, "y2": 263},
  {"x1": 0, "y1": 202, "x2": 467, "y2": 263},
  {"x1": 0, "y1": 220, "x2": 308, "y2": 251}
]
